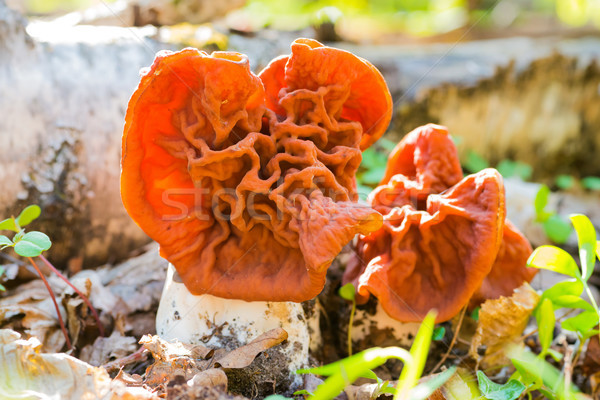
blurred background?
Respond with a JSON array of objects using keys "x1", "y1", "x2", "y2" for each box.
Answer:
[{"x1": 0, "y1": 0, "x2": 599, "y2": 269}]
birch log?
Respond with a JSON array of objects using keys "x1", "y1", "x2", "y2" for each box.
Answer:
[{"x1": 0, "y1": 0, "x2": 162, "y2": 268}]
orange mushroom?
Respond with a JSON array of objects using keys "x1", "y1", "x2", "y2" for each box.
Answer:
[
  {"x1": 343, "y1": 124, "x2": 536, "y2": 322},
  {"x1": 259, "y1": 38, "x2": 393, "y2": 152},
  {"x1": 121, "y1": 43, "x2": 389, "y2": 303}
]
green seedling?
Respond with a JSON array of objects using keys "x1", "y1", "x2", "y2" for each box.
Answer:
[
  {"x1": 0, "y1": 205, "x2": 105, "y2": 349},
  {"x1": 528, "y1": 214, "x2": 600, "y2": 359},
  {"x1": 297, "y1": 311, "x2": 456, "y2": 400}
]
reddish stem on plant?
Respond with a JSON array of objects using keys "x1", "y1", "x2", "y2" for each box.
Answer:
[
  {"x1": 39, "y1": 254, "x2": 105, "y2": 337},
  {"x1": 27, "y1": 257, "x2": 72, "y2": 350},
  {"x1": 103, "y1": 346, "x2": 149, "y2": 372}
]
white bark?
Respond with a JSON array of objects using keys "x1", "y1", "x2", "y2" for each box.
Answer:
[{"x1": 0, "y1": 1, "x2": 163, "y2": 267}]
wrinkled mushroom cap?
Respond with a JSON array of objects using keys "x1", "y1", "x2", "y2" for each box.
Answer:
[
  {"x1": 344, "y1": 124, "x2": 536, "y2": 322},
  {"x1": 259, "y1": 38, "x2": 393, "y2": 151},
  {"x1": 122, "y1": 45, "x2": 386, "y2": 302}
]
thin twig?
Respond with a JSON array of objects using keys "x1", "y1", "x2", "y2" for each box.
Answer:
[
  {"x1": 103, "y1": 346, "x2": 149, "y2": 372},
  {"x1": 430, "y1": 305, "x2": 467, "y2": 374},
  {"x1": 39, "y1": 254, "x2": 105, "y2": 336},
  {"x1": 28, "y1": 257, "x2": 72, "y2": 350}
]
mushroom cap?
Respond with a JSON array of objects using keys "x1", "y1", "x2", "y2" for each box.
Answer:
[
  {"x1": 470, "y1": 220, "x2": 536, "y2": 306},
  {"x1": 344, "y1": 124, "x2": 536, "y2": 322},
  {"x1": 259, "y1": 38, "x2": 393, "y2": 151},
  {"x1": 121, "y1": 46, "x2": 384, "y2": 302},
  {"x1": 345, "y1": 169, "x2": 505, "y2": 322}
]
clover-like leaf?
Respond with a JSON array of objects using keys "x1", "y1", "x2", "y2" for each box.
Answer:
[
  {"x1": 0, "y1": 218, "x2": 18, "y2": 233},
  {"x1": 570, "y1": 214, "x2": 597, "y2": 281},
  {"x1": 476, "y1": 371, "x2": 526, "y2": 400},
  {"x1": 338, "y1": 282, "x2": 356, "y2": 302},
  {"x1": 15, "y1": 205, "x2": 41, "y2": 228},
  {"x1": 13, "y1": 231, "x2": 51, "y2": 258},
  {"x1": 527, "y1": 246, "x2": 579, "y2": 279}
]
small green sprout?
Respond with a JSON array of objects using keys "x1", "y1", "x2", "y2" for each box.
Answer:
[
  {"x1": 528, "y1": 214, "x2": 600, "y2": 356},
  {"x1": 0, "y1": 205, "x2": 105, "y2": 349}
]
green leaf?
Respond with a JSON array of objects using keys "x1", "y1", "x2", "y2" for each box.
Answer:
[
  {"x1": 527, "y1": 246, "x2": 579, "y2": 279},
  {"x1": 476, "y1": 371, "x2": 526, "y2": 400},
  {"x1": 338, "y1": 283, "x2": 356, "y2": 301},
  {"x1": 541, "y1": 279, "x2": 584, "y2": 303},
  {"x1": 299, "y1": 347, "x2": 412, "y2": 400},
  {"x1": 496, "y1": 160, "x2": 532, "y2": 181},
  {"x1": 360, "y1": 167, "x2": 387, "y2": 185},
  {"x1": 395, "y1": 310, "x2": 437, "y2": 399},
  {"x1": 464, "y1": 151, "x2": 488, "y2": 173},
  {"x1": 542, "y1": 215, "x2": 572, "y2": 244},
  {"x1": 550, "y1": 295, "x2": 594, "y2": 311},
  {"x1": 0, "y1": 235, "x2": 13, "y2": 248},
  {"x1": 409, "y1": 366, "x2": 457, "y2": 400},
  {"x1": 0, "y1": 218, "x2": 18, "y2": 233},
  {"x1": 15, "y1": 205, "x2": 41, "y2": 227},
  {"x1": 561, "y1": 311, "x2": 599, "y2": 335},
  {"x1": 536, "y1": 298, "x2": 555, "y2": 356},
  {"x1": 555, "y1": 174, "x2": 575, "y2": 190},
  {"x1": 509, "y1": 353, "x2": 559, "y2": 399},
  {"x1": 534, "y1": 185, "x2": 551, "y2": 221},
  {"x1": 432, "y1": 326, "x2": 445, "y2": 341},
  {"x1": 13, "y1": 231, "x2": 51, "y2": 257},
  {"x1": 471, "y1": 307, "x2": 480, "y2": 321},
  {"x1": 570, "y1": 214, "x2": 597, "y2": 281},
  {"x1": 582, "y1": 176, "x2": 600, "y2": 191}
]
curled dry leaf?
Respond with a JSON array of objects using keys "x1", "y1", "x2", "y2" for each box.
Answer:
[
  {"x1": 0, "y1": 329, "x2": 157, "y2": 400},
  {"x1": 214, "y1": 328, "x2": 288, "y2": 369},
  {"x1": 469, "y1": 282, "x2": 540, "y2": 369}
]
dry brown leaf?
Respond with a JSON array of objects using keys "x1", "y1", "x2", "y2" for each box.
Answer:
[
  {"x1": 80, "y1": 330, "x2": 138, "y2": 366},
  {"x1": 0, "y1": 280, "x2": 67, "y2": 352},
  {"x1": 141, "y1": 334, "x2": 213, "y2": 386},
  {"x1": 189, "y1": 368, "x2": 228, "y2": 389},
  {"x1": 214, "y1": 328, "x2": 288, "y2": 369},
  {"x1": 0, "y1": 328, "x2": 158, "y2": 400},
  {"x1": 469, "y1": 282, "x2": 539, "y2": 369},
  {"x1": 141, "y1": 328, "x2": 288, "y2": 389}
]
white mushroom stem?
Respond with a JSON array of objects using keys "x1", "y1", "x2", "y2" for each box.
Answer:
[{"x1": 156, "y1": 264, "x2": 313, "y2": 383}]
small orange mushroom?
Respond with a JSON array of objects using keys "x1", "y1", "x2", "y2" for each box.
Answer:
[
  {"x1": 343, "y1": 124, "x2": 536, "y2": 322},
  {"x1": 121, "y1": 42, "x2": 390, "y2": 303}
]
